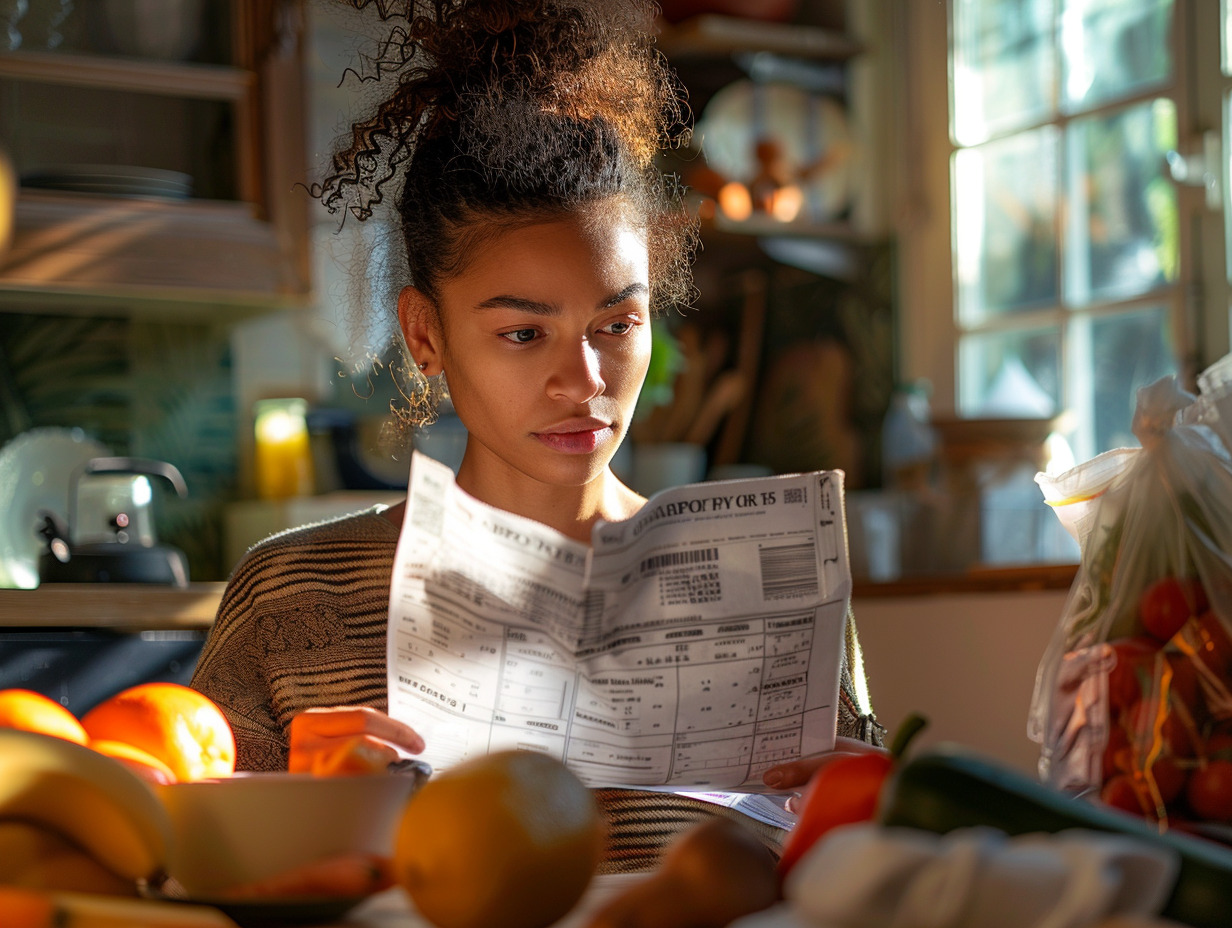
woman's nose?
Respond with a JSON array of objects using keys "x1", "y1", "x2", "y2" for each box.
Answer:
[{"x1": 549, "y1": 338, "x2": 605, "y2": 403}]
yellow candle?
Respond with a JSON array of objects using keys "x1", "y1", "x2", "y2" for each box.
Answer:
[{"x1": 254, "y1": 399, "x2": 314, "y2": 499}]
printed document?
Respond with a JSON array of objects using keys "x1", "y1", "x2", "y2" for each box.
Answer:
[{"x1": 387, "y1": 451, "x2": 851, "y2": 791}]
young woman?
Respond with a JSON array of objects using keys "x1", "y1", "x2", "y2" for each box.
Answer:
[{"x1": 191, "y1": 0, "x2": 884, "y2": 869}]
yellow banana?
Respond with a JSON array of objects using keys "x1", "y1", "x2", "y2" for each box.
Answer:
[
  {"x1": 0, "y1": 729, "x2": 171, "y2": 883},
  {"x1": 0, "y1": 887, "x2": 239, "y2": 928},
  {"x1": 0, "y1": 820, "x2": 138, "y2": 896}
]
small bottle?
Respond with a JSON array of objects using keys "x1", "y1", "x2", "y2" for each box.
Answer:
[{"x1": 881, "y1": 380, "x2": 938, "y2": 491}]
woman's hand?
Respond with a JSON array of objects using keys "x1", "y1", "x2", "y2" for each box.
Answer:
[
  {"x1": 761, "y1": 737, "x2": 890, "y2": 811},
  {"x1": 288, "y1": 706, "x2": 426, "y2": 774}
]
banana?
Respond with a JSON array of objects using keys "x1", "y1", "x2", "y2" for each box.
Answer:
[
  {"x1": 0, "y1": 729, "x2": 171, "y2": 884},
  {"x1": 0, "y1": 821, "x2": 137, "y2": 895}
]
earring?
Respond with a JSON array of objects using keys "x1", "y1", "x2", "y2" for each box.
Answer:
[{"x1": 417, "y1": 361, "x2": 427, "y2": 371}]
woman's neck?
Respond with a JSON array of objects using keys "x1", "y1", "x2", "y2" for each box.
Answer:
[
  {"x1": 456, "y1": 461, "x2": 645, "y2": 543},
  {"x1": 382, "y1": 461, "x2": 646, "y2": 544}
]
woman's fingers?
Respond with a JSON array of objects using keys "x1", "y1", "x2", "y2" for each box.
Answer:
[
  {"x1": 761, "y1": 739, "x2": 889, "y2": 791},
  {"x1": 288, "y1": 706, "x2": 426, "y2": 773}
]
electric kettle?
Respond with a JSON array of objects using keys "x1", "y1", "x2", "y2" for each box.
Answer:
[{"x1": 38, "y1": 457, "x2": 190, "y2": 586}]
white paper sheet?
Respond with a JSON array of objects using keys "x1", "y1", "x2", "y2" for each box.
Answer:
[{"x1": 387, "y1": 451, "x2": 851, "y2": 790}]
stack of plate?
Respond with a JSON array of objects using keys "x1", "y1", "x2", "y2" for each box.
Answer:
[{"x1": 0, "y1": 427, "x2": 110, "y2": 589}]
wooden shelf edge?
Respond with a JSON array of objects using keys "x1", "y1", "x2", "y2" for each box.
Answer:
[
  {"x1": 0, "y1": 192, "x2": 313, "y2": 307},
  {"x1": 0, "y1": 583, "x2": 225, "y2": 630},
  {"x1": 0, "y1": 49, "x2": 253, "y2": 100},
  {"x1": 656, "y1": 14, "x2": 863, "y2": 61}
]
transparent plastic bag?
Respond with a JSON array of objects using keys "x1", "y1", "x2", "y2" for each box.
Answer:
[{"x1": 1029, "y1": 372, "x2": 1232, "y2": 831}]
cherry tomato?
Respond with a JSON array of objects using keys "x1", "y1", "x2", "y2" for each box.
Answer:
[
  {"x1": 1100, "y1": 774, "x2": 1150, "y2": 817},
  {"x1": 1102, "y1": 723, "x2": 1132, "y2": 779},
  {"x1": 1106, "y1": 637, "x2": 1160, "y2": 716},
  {"x1": 1186, "y1": 759, "x2": 1232, "y2": 823},
  {"x1": 1164, "y1": 651, "x2": 1202, "y2": 718},
  {"x1": 1146, "y1": 754, "x2": 1188, "y2": 808},
  {"x1": 1139, "y1": 577, "x2": 1203, "y2": 642},
  {"x1": 1184, "y1": 610, "x2": 1232, "y2": 677},
  {"x1": 1126, "y1": 698, "x2": 1196, "y2": 758},
  {"x1": 1204, "y1": 729, "x2": 1232, "y2": 762}
]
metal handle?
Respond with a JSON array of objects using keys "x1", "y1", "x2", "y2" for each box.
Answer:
[{"x1": 77, "y1": 457, "x2": 189, "y2": 498}]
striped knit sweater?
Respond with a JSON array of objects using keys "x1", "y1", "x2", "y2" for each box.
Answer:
[{"x1": 191, "y1": 506, "x2": 884, "y2": 870}]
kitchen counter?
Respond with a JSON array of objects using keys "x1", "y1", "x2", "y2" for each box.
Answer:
[
  {"x1": 0, "y1": 583, "x2": 223, "y2": 631},
  {"x1": 327, "y1": 876, "x2": 635, "y2": 927}
]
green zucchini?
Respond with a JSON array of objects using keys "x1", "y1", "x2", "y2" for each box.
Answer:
[{"x1": 877, "y1": 746, "x2": 1232, "y2": 928}]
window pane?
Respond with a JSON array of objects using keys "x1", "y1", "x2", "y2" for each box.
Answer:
[
  {"x1": 954, "y1": 128, "x2": 1059, "y2": 324},
  {"x1": 1063, "y1": 98, "x2": 1178, "y2": 305},
  {"x1": 952, "y1": 0, "x2": 1056, "y2": 144},
  {"x1": 1226, "y1": 90, "x2": 1232, "y2": 278},
  {"x1": 1224, "y1": 0, "x2": 1232, "y2": 74},
  {"x1": 1060, "y1": 0, "x2": 1174, "y2": 110},
  {"x1": 1071, "y1": 307, "x2": 1176, "y2": 454},
  {"x1": 958, "y1": 327, "x2": 1061, "y2": 417}
]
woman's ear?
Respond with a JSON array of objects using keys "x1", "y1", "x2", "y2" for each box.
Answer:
[{"x1": 397, "y1": 286, "x2": 442, "y2": 376}]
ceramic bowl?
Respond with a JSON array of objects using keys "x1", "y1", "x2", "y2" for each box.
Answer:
[{"x1": 154, "y1": 765, "x2": 429, "y2": 898}]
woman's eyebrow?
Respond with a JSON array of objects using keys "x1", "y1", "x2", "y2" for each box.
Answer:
[
  {"x1": 476, "y1": 282, "x2": 649, "y2": 314},
  {"x1": 602, "y1": 283, "x2": 649, "y2": 308},
  {"x1": 476, "y1": 295, "x2": 557, "y2": 314}
]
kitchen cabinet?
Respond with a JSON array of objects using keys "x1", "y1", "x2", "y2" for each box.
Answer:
[{"x1": 0, "y1": 0, "x2": 310, "y2": 312}]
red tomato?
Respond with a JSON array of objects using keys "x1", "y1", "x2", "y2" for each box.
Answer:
[
  {"x1": 1186, "y1": 759, "x2": 1232, "y2": 823},
  {"x1": 776, "y1": 751, "x2": 892, "y2": 877},
  {"x1": 1106, "y1": 637, "x2": 1161, "y2": 716},
  {"x1": 1126, "y1": 698, "x2": 1196, "y2": 758},
  {"x1": 1164, "y1": 651, "x2": 1204, "y2": 720},
  {"x1": 1140, "y1": 577, "x2": 1203, "y2": 642},
  {"x1": 1100, "y1": 774, "x2": 1149, "y2": 817},
  {"x1": 1147, "y1": 754, "x2": 1189, "y2": 807},
  {"x1": 1184, "y1": 610, "x2": 1232, "y2": 677},
  {"x1": 1205, "y1": 729, "x2": 1232, "y2": 761},
  {"x1": 1102, "y1": 723, "x2": 1132, "y2": 780}
]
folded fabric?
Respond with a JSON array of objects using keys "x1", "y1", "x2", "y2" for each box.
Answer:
[{"x1": 732, "y1": 824, "x2": 1179, "y2": 928}]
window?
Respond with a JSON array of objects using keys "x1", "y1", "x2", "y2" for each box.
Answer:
[{"x1": 896, "y1": 0, "x2": 1229, "y2": 467}]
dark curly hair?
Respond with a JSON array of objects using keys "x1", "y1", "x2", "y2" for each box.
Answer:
[{"x1": 314, "y1": 0, "x2": 696, "y2": 316}]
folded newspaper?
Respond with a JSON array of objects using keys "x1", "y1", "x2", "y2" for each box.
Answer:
[{"x1": 388, "y1": 450, "x2": 852, "y2": 795}]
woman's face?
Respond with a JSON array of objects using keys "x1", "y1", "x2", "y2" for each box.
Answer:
[{"x1": 407, "y1": 210, "x2": 652, "y2": 502}]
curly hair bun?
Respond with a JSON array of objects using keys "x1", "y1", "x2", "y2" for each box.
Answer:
[{"x1": 319, "y1": 0, "x2": 687, "y2": 220}]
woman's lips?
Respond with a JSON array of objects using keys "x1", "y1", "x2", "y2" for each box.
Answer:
[{"x1": 533, "y1": 422, "x2": 614, "y2": 454}]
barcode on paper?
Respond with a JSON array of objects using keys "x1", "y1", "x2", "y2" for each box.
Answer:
[{"x1": 758, "y1": 542, "x2": 819, "y2": 600}]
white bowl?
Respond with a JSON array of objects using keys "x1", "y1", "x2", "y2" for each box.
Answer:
[{"x1": 154, "y1": 767, "x2": 428, "y2": 898}]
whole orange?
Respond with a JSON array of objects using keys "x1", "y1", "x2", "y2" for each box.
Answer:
[
  {"x1": 393, "y1": 750, "x2": 603, "y2": 928},
  {"x1": 80, "y1": 683, "x2": 235, "y2": 782},
  {"x1": 0, "y1": 688, "x2": 88, "y2": 744},
  {"x1": 90, "y1": 738, "x2": 178, "y2": 785}
]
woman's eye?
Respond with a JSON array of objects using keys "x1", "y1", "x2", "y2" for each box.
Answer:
[
  {"x1": 502, "y1": 328, "x2": 539, "y2": 344},
  {"x1": 601, "y1": 320, "x2": 635, "y2": 336}
]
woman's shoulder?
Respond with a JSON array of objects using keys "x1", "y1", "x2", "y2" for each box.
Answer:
[{"x1": 230, "y1": 505, "x2": 400, "y2": 573}]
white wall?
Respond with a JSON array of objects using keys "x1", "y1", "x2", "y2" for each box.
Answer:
[{"x1": 851, "y1": 588, "x2": 1070, "y2": 775}]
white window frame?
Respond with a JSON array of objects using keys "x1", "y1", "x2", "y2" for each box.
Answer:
[{"x1": 887, "y1": 0, "x2": 1231, "y2": 429}]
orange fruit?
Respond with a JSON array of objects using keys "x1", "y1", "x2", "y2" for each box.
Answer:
[
  {"x1": 393, "y1": 750, "x2": 603, "y2": 928},
  {"x1": 0, "y1": 688, "x2": 88, "y2": 744},
  {"x1": 89, "y1": 738, "x2": 178, "y2": 785},
  {"x1": 80, "y1": 683, "x2": 236, "y2": 783}
]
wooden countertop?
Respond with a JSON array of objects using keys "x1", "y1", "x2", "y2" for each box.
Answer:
[
  {"x1": 0, "y1": 563, "x2": 1080, "y2": 632},
  {"x1": 0, "y1": 583, "x2": 224, "y2": 631}
]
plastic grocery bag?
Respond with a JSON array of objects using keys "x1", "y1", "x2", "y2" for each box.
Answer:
[{"x1": 1029, "y1": 371, "x2": 1232, "y2": 830}]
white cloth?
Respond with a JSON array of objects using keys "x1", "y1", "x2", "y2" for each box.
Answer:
[{"x1": 731, "y1": 825, "x2": 1179, "y2": 928}]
